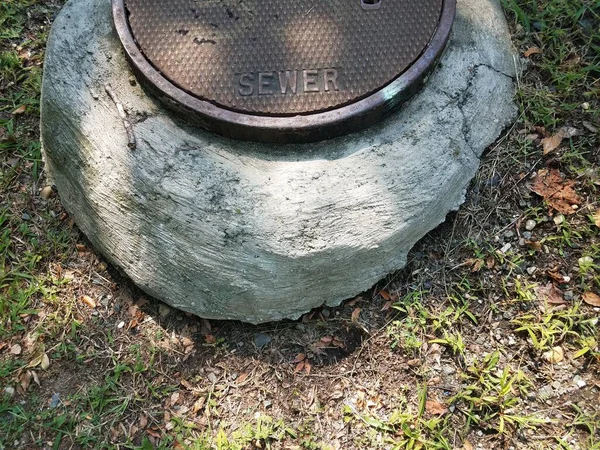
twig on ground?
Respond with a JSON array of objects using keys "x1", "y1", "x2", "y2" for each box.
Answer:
[{"x1": 104, "y1": 83, "x2": 136, "y2": 150}]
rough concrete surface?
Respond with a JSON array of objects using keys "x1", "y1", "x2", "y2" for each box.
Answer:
[{"x1": 41, "y1": 0, "x2": 518, "y2": 323}]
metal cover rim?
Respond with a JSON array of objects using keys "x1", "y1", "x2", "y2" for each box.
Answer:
[{"x1": 112, "y1": 0, "x2": 456, "y2": 143}]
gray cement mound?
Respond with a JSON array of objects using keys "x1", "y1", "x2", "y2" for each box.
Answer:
[{"x1": 41, "y1": 0, "x2": 518, "y2": 323}]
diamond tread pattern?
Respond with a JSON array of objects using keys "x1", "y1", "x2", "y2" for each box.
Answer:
[{"x1": 126, "y1": 0, "x2": 443, "y2": 115}]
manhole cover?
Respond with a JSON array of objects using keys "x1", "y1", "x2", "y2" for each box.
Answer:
[{"x1": 113, "y1": 0, "x2": 456, "y2": 142}]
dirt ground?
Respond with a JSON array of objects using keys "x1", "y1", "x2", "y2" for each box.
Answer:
[{"x1": 1, "y1": 0, "x2": 599, "y2": 449}]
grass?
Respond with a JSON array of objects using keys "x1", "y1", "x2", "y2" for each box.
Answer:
[
  {"x1": 1, "y1": 0, "x2": 599, "y2": 448},
  {"x1": 503, "y1": 0, "x2": 600, "y2": 128},
  {"x1": 512, "y1": 299, "x2": 599, "y2": 356}
]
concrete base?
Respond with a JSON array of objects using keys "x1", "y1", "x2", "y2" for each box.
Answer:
[{"x1": 41, "y1": 0, "x2": 518, "y2": 323}]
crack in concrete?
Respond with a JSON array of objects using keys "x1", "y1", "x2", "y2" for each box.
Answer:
[{"x1": 435, "y1": 62, "x2": 516, "y2": 161}]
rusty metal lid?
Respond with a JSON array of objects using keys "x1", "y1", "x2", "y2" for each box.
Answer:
[{"x1": 113, "y1": 0, "x2": 456, "y2": 143}]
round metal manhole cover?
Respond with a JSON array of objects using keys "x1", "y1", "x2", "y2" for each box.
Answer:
[{"x1": 113, "y1": 0, "x2": 456, "y2": 143}]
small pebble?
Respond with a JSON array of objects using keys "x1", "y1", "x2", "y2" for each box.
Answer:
[
  {"x1": 442, "y1": 365, "x2": 456, "y2": 375},
  {"x1": 525, "y1": 219, "x2": 536, "y2": 231},
  {"x1": 553, "y1": 215, "x2": 565, "y2": 226},
  {"x1": 573, "y1": 376, "x2": 586, "y2": 388},
  {"x1": 254, "y1": 333, "x2": 272, "y2": 349},
  {"x1": 527, "y1": 266, "x2": 537, "y2": 275},
  {"x1": 3, "y1": 386, "x2": 15, "y2": 398},
  {"x1": 49, "y1": 392, "x2": 61, "y2": 408},
  {"x1": 581, "y1": 102, "x2": 590, "y2": 110},
  {"x1": 523, "y1": 231, "x2": 532, "y2": 239},
  {"x1": 158, "y1": 304, "x2": 171, "y2": 317},
  {"x1": 544, "y1": 346, "x2": 564, "y2": 364},
  {"x1": 564, "y1": 291, "x2": 574, "y2": 301},
  {"x1": 41, "y1": 185, "x2": 54, "y2": 200},
  {"x1": 504, "y1": 231, "x2": 515, "y2": 239}
]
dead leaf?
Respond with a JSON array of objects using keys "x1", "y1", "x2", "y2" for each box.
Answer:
[
  {"x1": 525, "y1": 240, "x2": 543, "y2": 251},
  {"x1": 236, "y1": 372, "x2": 249, "y2": 384},
  {"x1": 592, "y1": 210, "x2": 600, "y2": 228},
  {"x1": 486, "y1": 256, "x2": 495, "y2": 269},
  {"x1": 471, "y1": 259, "x2": 484, "y2": 272},
  {"x1": 407, "y1": 358, "x2": 421, "y2": 367},
  {"x1": 27, "y1": 350, "x2": 45, "y2": 368},
  {"x1": 547, "y1": 271, "x2": 570, "y2": 284},
  {"x1": 535, "y1": 283, "x2": 565, "y2": 305},
  {"x1": 294, "y1": 361, "x2": 305, "y2": 373},
  {"x1": 169, "y1": 392, "x2": 180, "y2": 407},
  {"x1": 180, "y1": 337, "x2": 194, "y2": 348},
  {"x1": 379, "y1": 290, "x2": 391, "y2": 301},
  {"x1": 10, "y1": 344, "x2": 22, "y2": 355},
  {"x1": 30, "y1": 370, "x2": 40, "y2": 386},
  {"x1": 543, "y1": 346, "x2": 564, "y2": 363},
  {"x1": 523, "y1": 47, "x2": 542, "y2": 57},
  {"x1": 192, "y1": 397, "x2": 206, "y2": 414},
  {"x1": 11, "y1": 105, "x2": 26, "y2": 115},
  {"x1": 146, "y1": 428, "x2": 161, "y2": 439},
  {"x1": 582, "y1": 292, "x2": 600, "y2": 307},
  {"x1": 531, "y1": 169, "x2": 582, "y2": 215},
  {"x1": 19, "y1": 370, "x2": 32, "y2": 392},
  {"x1": 351, "y1": 307, "x2": 361, "y2": 323},
  {"x1": 541, "y1": 131, "x2": 564, "y2": 155},
  {"x1": 81, "y1": 295, "x2": 96, "y2": 308},
  {"x1": 293, "y1": 353, "x2": 306, "y2": 363},
  {"x1": 320, "y1": 335, "x2": 333, "y2": 344},
  {"x1": 463, "y1": 440, "x2": 474, "y2": 450},
  {"x1": 304, "y1": 360, "x2": 312, "y2": 374},
  {"x1": 425, "y1": 400, "x2": 448, "y2": 416},
  {"x1": 205, "y1": 334, "x2": 216, "y2": 344},
  {"x1": 347, "y1": 296, "x2": 362, "y2": 307},
  {"x1": 381, "y1": 301, "x2": 393, "y2": 311},
  {"x1": 41, "y1": 353, "x2": 50, "y2": 370},
  {"x1": 127, "y1": 319, "x2": 138, "y2": 330},
  {"x1": 541, "y1": 127, "x2": 582, "y2": 155}
]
